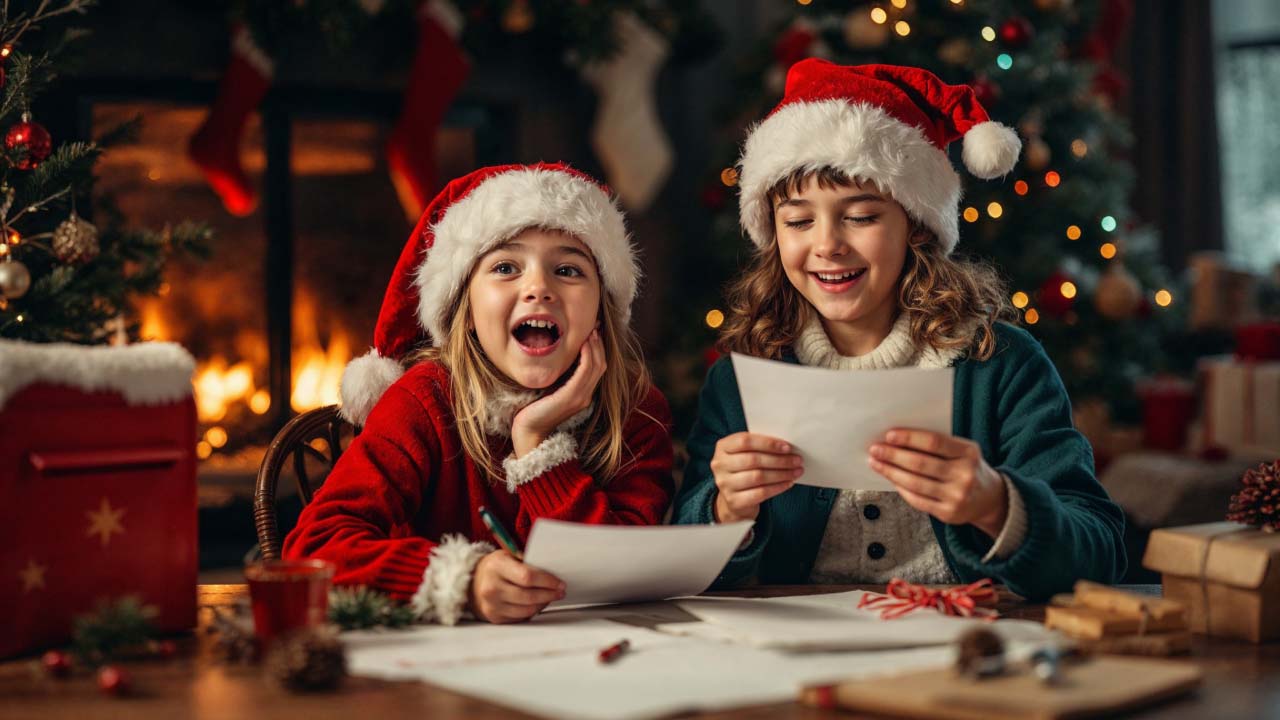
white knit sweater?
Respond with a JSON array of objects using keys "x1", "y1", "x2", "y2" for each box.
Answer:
[{"x1": 797, "y1": 314, "x2": 1027, "y2": 584}]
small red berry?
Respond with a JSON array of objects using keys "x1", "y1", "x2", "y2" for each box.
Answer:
[
  {"x1": 41, "y1": 650, "x2": 72, "y2": 678},
  {"x1": 155, "y1": 639, "x2": 178, "y2": 658},
  {"x1": 97, "y1": 665, "x2": 131, "y2": 696}
]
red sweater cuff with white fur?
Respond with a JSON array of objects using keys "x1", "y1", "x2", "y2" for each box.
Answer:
[{"x1": 410, "y1": 534, "x2": 494, "y2": 625}]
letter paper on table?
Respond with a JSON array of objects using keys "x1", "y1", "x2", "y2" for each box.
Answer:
[{"x1": 523, "y1": 519, "x2": 754, "y2": 608}]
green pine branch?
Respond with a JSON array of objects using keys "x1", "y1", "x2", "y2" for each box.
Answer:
[{"x1": 70, "y1": 595, "x2": 158, "y2": 665}]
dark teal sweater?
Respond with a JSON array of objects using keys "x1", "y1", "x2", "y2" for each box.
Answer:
[{"x1": 672, "y1": 323, "x2": 1126, "y2": 600}]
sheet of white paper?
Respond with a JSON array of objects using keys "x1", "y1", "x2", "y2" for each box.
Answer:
[
  {"x1": 523, "y1": 519, "x2": 753, "y2": 607},
  {"x1": 412, "y1": 634, "x2": 959, "y2": 720},
  {"x1": 406, "y1": 629, "x2": 1047, "y2": 720},
  {"x1": 342, "y1": 616, "x2": 674, "y2": 677},
  {"x1": 731, "y1": 352, "x2": 953, "y2": 490},
  {"x1": 343, "y1": 592, "x2": 1058, "y2": 720},
  {"x1": 674, "y1": 590, "x2": 1054, "y2": 650}
]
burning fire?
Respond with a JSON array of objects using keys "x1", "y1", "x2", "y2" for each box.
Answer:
[
  {"x1": 137, "y1": 294, "x2": 354, "y2": 433},
  {"x1": 291, "y1": 332, "x2": 349, "y2": 413}
]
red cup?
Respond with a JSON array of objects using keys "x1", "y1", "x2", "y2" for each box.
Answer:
[
  {"x1": 1137, "y1": 377, "x2": 1197, "y2": 452},
  {"x1": 244, "y1": 559, "x2": 334, "y2": 649}
]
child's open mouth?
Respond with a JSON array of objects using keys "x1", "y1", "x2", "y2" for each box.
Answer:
[
  {"x1": 511, "y1": 316, "x2": 563, "y2": 356},
  {"x1": 810, "y1": 268, "x2": 867, "y2": 292}
]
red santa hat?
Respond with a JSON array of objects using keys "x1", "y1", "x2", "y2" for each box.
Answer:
[
  {"x1": 339, "y1": 162, "x2": 637, "y2": 425},
  {"x1": 737, "y1": 59, "x2": 1021, "y2": 254}
]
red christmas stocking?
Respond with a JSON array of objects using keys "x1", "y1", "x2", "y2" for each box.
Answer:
[
  {"x1": 187, "y1": 25, "x2": 273, "y2": 217},
  {"x1": 386, "y1": 0, "x2": 469, "y2": 220}
]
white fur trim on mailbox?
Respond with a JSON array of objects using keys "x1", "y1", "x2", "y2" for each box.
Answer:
[
  {"x1": 338, "y1": 349, "x2": 405, "y2": 426},
  {"x1": 962, "y1": 121, "x2": 1022, "y2": 180},
  {"x1": 738, "y1": 100, "x2": 962, "y2": 253},
  {"x1": 0, "y1": 339, "x2": 194, "y2": 411},
  {"x1": 411, "y1": 534, "x2": 495, "y2": 625},
  {"x1": 414, "y1": 167, "x2": 638, "y2": 343},
  {"x1": 502, "y1": 432, "x2": 579, "y2": 492}
]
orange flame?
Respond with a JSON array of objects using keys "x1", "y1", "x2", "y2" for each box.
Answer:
[{"x1": 136, "y1": 293, "x2": 354, "y2": 427}]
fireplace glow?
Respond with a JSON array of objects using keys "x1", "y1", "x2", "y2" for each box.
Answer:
[
  {"x1": 137, "y1": 290, "x2": 355, "y2": 439},
  {"x1": 290, "y1": 332, "x2": 349, "y2": 412}
]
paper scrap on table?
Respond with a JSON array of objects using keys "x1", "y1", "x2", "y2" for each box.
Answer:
[
  {"x1": 523, "y1": 519, "x2": 753, "y2": 608},
  {"x1": 731, "y1": 352, "x2": 953, "y2": 491},
  {"x1": 673, "y1": 590, "x2": 1054, "y2": 651}
]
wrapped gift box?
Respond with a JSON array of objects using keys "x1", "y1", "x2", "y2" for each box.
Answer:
[
  {"x1": 1142, "y1": 521, "x2": 1280, "y2": 643},
  {"x1": 1198, "y1": 356, "x2": 1280, "y2": 457},
  {"x1": 0, "y1": 341, "x2": 198, "y2": 658}
]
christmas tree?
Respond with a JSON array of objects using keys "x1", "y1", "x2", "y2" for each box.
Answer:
[
  {"x1": 666, "y1": 0, "x2": 1182, "y2": 429},
  {"x1": 0, "y1": 0, "x2": 210, "y2": 344}
]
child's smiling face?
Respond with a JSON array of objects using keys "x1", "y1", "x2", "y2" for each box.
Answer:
[
  {"x1": 466, "y1": 228, "x2": 602, "y2": 390},
  {"x1": 773, "y1": 176, "x2": 910, "y2": 346}
]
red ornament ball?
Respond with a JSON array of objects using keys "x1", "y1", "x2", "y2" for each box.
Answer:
[
  {"x1": 41, "y1": 650, "x2": 72, "y2": 678},
  {"x1": 773, "y1": 27, "x2": 816, "y2": 70},
  {"x1": 700, "y1": 182, "x2": 727, "y2": 211},
  {"x1": 152, "y1": 639, "x2": 179, "y2": 658},
  {"x1": 97, "y1": 665, "x2": 131, "y2": 696},
  {"x1": 971, "y1": 76, "x2": 1001, "y2": 106},
  {"x1": 1038, "y1": 271, "x2": 1076, "y2": 317},
  {"x1": 5, "y1": 120, "x2": 52, "y2": 170},
  {"x1": 998, "y1": 17, "x2": 1035, "y2": 49}
]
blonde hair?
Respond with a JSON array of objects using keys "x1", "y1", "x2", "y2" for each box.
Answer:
[
  {"x1": 719, "y1": 167, "x2": 1017, "y2": 361},
  {"x1": 407, "y1": 248, "x2": 653, "y2": 484}
]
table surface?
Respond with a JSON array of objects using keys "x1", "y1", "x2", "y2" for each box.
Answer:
[{"x1": 2, "y1": 584, "x2": 1277, "y2": 720}]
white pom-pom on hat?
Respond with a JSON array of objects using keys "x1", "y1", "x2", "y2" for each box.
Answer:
[
  {"x1": 962, "y1": 121, "x2": 1022, "y2": 179},
  {"x1": 338, "y1": 350, "x2": 405, "y2": 425}
]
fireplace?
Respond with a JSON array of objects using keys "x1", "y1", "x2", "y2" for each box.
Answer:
[{"x1": 92, "y1": 99, "x2": 484, "y2": 479}]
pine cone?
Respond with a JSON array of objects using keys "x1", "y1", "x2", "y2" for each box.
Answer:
[
  {"x1": 955, "y1": 627, "x2": 1005, "y2": 678},
  {"x1": 1226, "y1": 460, "x2": 1280, "y2": 533},
  {"x1": 266, "y1": 626, "x2": 346, "y2": 692}
]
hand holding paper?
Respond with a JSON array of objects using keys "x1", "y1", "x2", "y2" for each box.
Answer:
[
  {"x1": 471, "y1": 550, "x2": 567, "y2": 624},
  {"x1": 732, "y1": 352, "x2": 953, "y2": 491},
  {"x1": 710, "y1": 431, "x2": 804, "y2": 523},
  {"x1": 869, "y1": 428, "x2": 1009, "y2": 536}
]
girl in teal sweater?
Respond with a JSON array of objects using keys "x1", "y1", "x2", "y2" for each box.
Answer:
[{"x1": 673, "y1": 60, "x2": 1125, "y2": 600}]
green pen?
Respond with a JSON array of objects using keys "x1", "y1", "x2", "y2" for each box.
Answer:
[{"x1": 478, "y1": 506, "x2": 524, "y2": 560}]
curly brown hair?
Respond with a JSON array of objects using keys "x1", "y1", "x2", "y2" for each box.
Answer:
[{"x1": 718, "y1": 167, "x2": 1017, "y2": 362}]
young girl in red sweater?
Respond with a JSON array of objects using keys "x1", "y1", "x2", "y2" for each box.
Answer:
[{"x1": 284, "y1": 163, "x2": 674, "y2": 625}]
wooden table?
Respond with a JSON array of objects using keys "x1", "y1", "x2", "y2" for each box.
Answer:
[{"x1": 2, "y1": 584, "x2": 1277, "y2": 719}]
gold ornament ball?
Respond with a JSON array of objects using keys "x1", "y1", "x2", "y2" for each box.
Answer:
[
  {"x1": 1034, "y1": 0, "x2": 1072, "y2": 11},
  {"x1": 765, "y1": 64, "x2": 787, "y2": 94},
  {"x1": 1095, "y1": 264, "x2": 1142, "y2": 319},
  {"x1": 52, "y1": 213, "x2": 100, "y2": 264},
  {"x1": 844, "y1": 11, "x2": 890, "y2": 49},
  {"x1": 502, "y1": 0, "x2": 534, "y2": 34},
  {"x1": 937, "y1": 38, "x2": 973, "y2": 65},
  {"x1": 1024, "y1": 137, "x2": 1051, "y2": 171},
  {"x1": 1018, "y1": 112, "x2": 1045, "y2": 139},
  {"x1": 0, "y1": 258, "x2": 31, "y2": 299}
]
